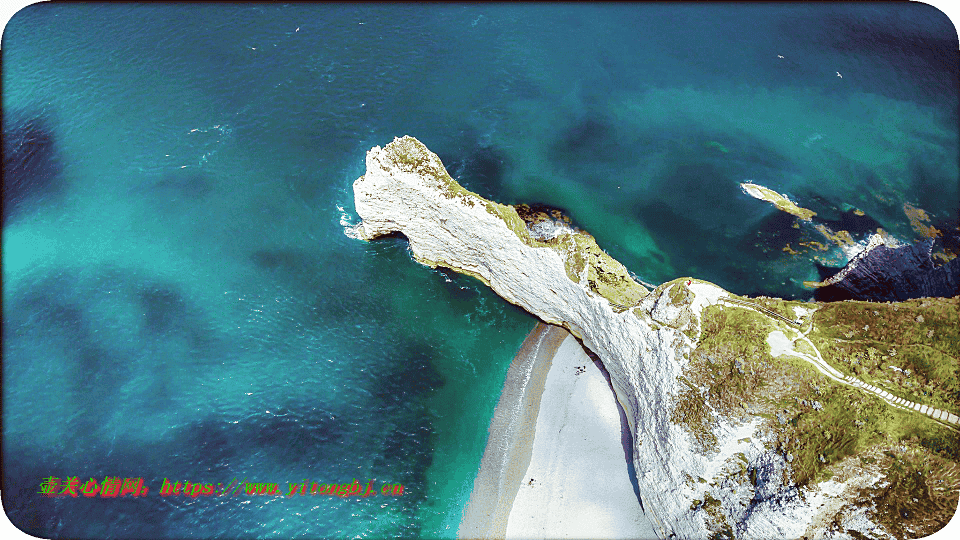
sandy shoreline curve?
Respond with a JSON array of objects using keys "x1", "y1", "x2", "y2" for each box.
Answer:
[
  {"x1": 458, "y1": 322, "x2": 569, "y2": 540},
  {"x1": 460, "y1": 321, "x2": 657, "y2": 539},
  {"x1": 504, "y1": 333, "x2": 656, "y2": 539}
]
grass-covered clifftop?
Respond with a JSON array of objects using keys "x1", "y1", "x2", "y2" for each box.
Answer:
[
  {"x1": 357, "y1": 136, "x2": 958, "y2": 540},
  {"x1": 811, "y1": 298, "x2": 959, "y2": 416},
  {"x1": 673, "y1": 289, "x2": 959, "y2": 539},
  {"x1": 376, "y1": 136, "x2": 648, "y2": 310}
]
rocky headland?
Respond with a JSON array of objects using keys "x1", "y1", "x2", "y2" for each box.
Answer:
[
  {"x1": 350, "y1": 136, "x2": 959, "y2": 540},
  {"x1": 740, "y1": 181, "x2": 960, "y2": 303}
]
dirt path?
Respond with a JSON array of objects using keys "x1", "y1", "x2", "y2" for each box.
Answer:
[{"x1": 717, "y1": 297, "x2": 960, "y2": 430}]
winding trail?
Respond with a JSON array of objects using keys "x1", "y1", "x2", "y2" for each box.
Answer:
[{"x1": 713, "y1": 296, "x2": 960, "y2": 430}]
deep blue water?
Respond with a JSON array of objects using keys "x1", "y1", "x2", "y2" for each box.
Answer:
[{"x1": 2, "y1": 4, "x2": 957, "y2": 539}]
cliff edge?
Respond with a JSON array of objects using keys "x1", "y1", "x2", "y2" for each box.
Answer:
[{"x1": 351, "y1": 136, "x2": 959, "y2": 540}]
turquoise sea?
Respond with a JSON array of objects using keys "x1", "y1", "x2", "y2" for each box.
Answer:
[{"x1": 2, "y1": 4, "x2": 957, "y2": 539}]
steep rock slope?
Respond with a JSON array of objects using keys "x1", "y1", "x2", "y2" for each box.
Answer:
[{"x1": 350, "y1": 136, "x2": 959, "y2": 540}]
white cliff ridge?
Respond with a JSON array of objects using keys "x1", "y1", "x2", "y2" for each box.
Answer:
[{"x1": 349, "y1": 136, "x2": 959, "y2": 540}]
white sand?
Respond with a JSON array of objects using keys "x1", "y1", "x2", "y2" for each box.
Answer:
[
  {"x1": 459, "y1": 323, "x2": 568, "y2": 540},
  {"x1": 504, "y1": 335, "x2": 658, "y2": 539}
]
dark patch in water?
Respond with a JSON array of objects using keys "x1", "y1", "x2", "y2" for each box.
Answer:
[
  {"x1": 800, "y1": 191, "x2": 873, "y2": 229},
  {"x1": 634, "y1": 200, "x2": 809, "y2": 299},
  {"x1": 435, "y1": 266, "x2": 481, "y2": 304},
  {"x1": 139, "y1": 285, "x2": 190, "y2": 334},
  {"x1": 10, "y1": 279, "x2": 129, "y2": 439},
  {"x1": 150, "y1": 168, "x2": 213, "y2": 199},
  {"x1": 375, "y1": 414, "x2": 434, "y2": 503},
  {"x1": 792, "y1": 192, "x2": 886, "y2": 237},
  {"x1": 822, "y1": 209, "x2": 885, "y2": 238},
  {"x1": 250, "y1": 247, "x2": 321, "y2": 285},
  {"x1": 735, "y1": 210, "x2": 804, "y2": 261},
  {"x1": 373, "y1": 340, "x2": 445, "y2": 410},
  {"x1": 0, "y1": 409, "x2": 354, "y2": 540},
  {"x1": 642, "y1": 134, "x2": 792, "y2": 236},
  {"x1": 367, "y1": 338, "x2": 441, "y2": 532},
  {"x1": 906, "y1": 153, "x2": 960, "y2": 228},
  {"x1": 7, "y1": 266, "x2": 220, "y2": 432},
  {"x1": 931, "y1": 215, "x2": 960, "y2": 258},
  {"x1": 549, "y1": 113, "x2": 623, "y2": 165},
  {"x1": 3, "y1": 430, "x2": 196, "y2": 539},
  {"x1": 815, "y1": 263, "x2": 845, "y2": 282},
  {"x1": 499, "y1": 75, "x2": 543, "y2": 101},
  {"x1": 165, "y1": 406, "x2": 347, "y2": 475},
  {"x1": 560, "y1": 117, "x2": 613, "y2": 154},
  {"x1": 439, "y1": 138, "x2": 512, "y2": 203},
  {"x1": 175, "y1": 419, "x2": 238, "y2": 474},
  {"x1": 2, "y1": 109, "x2": 64, "y2": 221},
  {"x1": 18, "y1": 291, "x2": 87, "y2": 342},
  {"x1": 633, "y1": 201, "x2": 736, "y2": 286},
  {"x1": 136, "y1": 279, "x2": 214, "y2": 355},
  {"x1": 244, "y1": 407, "x2": 345, "y2": 467},
  {"x1": 633, "y1": 201, "x2": 727, "y2": 264},
  {"x1": 822, "y1": 5, "x2": 959, "y2": 97},
  {"x1": 249, "y1": 246, "x2": 394, "y2": 328}
]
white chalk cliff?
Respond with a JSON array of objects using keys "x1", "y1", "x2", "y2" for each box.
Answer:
[{"x1": 350, "y1": 136, "x2": 959, "y2": 540}]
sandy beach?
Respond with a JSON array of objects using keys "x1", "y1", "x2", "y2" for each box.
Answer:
[
  {"x1": 460, "y1": 322, "x2": 658, "y2": 539},
  {"x1": 459, "y1": 322, "x2": 569, "y2": 539}
]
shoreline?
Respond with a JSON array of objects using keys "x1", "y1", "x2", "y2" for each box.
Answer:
[
  {"x1": 458, "y1": 322, "x2": 569, "y2": 540},
  {"x1": 504, "y1": 333, "x2": 657, "y2": 539},
  {"x1": 459, "y1": 321, "x2": 657, "y2": 539}
]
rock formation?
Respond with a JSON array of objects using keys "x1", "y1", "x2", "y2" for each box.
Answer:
[
  {"x1": 350, "y1": 136, "x2": 959, "y2": 540},
  {"x1": 739, "y1": 181, "x2": 960, "y2": 302},
  {"x1": 811, "y1": 236, "x2": 960, "y2": 302}
]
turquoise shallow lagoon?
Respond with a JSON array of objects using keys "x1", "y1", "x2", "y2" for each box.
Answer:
[{"x1": 2, "y1": 4, "x2": 957, "y2": 539}]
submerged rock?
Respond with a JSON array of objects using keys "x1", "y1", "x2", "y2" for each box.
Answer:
[
  {"x1": 2, "y1": 110, "x2": 64, "y2": 221},
  {"x1": 740, "y1": 182, "x2": 816, "y2": 221},
  {"x1": 739, "y1": 181, "x2": 960, "y2": 302}
]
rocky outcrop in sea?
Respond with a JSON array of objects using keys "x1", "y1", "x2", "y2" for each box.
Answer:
[
  {"x1": 813, "y1": 237, "x2": 960, "y2": 302},
  {"x1": 350, "y1": 136, "x2": 959, "y2": 540}
]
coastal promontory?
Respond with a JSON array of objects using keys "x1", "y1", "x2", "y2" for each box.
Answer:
[{"x1": 350, "y1": 136, "x2": 959, "y2": 540}]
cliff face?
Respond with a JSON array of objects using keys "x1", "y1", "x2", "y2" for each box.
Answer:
[
  {"x1": 812, "y1": 237, "x2": 960, "y2": 302},
  {"x1": 350, "y1": 136, "x2": 959, "y2": 540}
]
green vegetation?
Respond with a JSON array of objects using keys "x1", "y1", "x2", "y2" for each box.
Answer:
[
  {"x1": 740, "y1": 182, "x2": 817, "y2": 221},
  {"x1": 670, "y1": 303, "x2": 778, "y2": 453},
  {"x1": 808, "y1": 298, "x2": 960, "y2": 416},
  {"x1": 557, "y1": 231, "x2": 647, "y2": 310},
  {"x1": 775, "y1": 380, "x2": 881, "y2": 486},
  {"x1": 765, "y1": 361, "x2": 959, "y2": 489},
  {"x1": 859, "y1": 446, "x2": 960, "y2": 539},
  {"x1": 673, "y1": 295, "x2": 960, "y2": 495},
  {"x1": 385, "y1": 136, "x2": 472, "y2": 203},
  {"x1": 379, "y1": 136, "x2": 648, "y2": 310},
  {"x1": 669, "y1": 281, "x2": 693, "y2": 306},
  {"x1": 382, "y1": 136, "x2": 960, "y2": 536},
  {"x1": 701, "y1": 492, "x2": 734, "y2": 540},
  {"x1": 688, "y1": 492, "x2": 734, "y2": 539}
]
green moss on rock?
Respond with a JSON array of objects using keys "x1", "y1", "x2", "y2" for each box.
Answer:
[
  {"x1": 557, "y1": 231, "x2": 647, "y2": 310},
  {"x1": 671, "y1": 304, "x2": 778, "y2": 454},
  {"x1": 378, "y1": 136, "x2": 648, "y2": 309}
]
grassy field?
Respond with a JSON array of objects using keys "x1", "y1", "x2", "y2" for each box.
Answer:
[{"x1": 671, "y1": 293, "x2": 959, "y2": 538}]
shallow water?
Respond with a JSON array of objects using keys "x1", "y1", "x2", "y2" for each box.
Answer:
[{"x1": 2, "y1": 4, "x2": 957, "y2": 538}]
